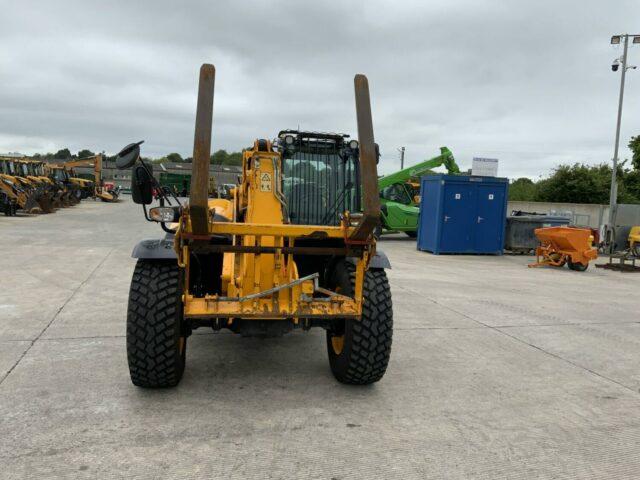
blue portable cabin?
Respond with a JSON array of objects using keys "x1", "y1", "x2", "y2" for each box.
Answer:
[{"x1": 417, "y1": 175, "x2": 509, "y2": 254}]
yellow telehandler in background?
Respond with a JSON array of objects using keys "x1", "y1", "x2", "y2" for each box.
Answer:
[{"x1": 116, "y1": 64, "x2": 393, "y2": 388}]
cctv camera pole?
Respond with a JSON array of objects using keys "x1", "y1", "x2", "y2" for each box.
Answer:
[{"x1": 607, "y1": 34, "x2": 629, "y2": 251}]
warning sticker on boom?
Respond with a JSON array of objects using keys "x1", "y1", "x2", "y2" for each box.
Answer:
[{"x1": 260, "y1": 172, "x2": 272, "y2": 192}]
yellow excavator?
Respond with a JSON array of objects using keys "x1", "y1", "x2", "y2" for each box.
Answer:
[
  {"x1": 64, "y1": 154, "x2": 119, "y2": 202},
  {"x1": 116, "y1": 64, "x2": 393, "y2": 387}
]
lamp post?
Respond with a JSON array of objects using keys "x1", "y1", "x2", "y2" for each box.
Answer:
[
  {"x1": 607, "y1": 34, "x2": 639, "y2": 251},
  {"x1": 398, "y1": 146, "x2": 405, "y2": 170}
]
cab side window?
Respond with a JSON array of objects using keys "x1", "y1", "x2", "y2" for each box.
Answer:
[{"x1": 381, "y1": 184, "x2": 410, "y2": 204}]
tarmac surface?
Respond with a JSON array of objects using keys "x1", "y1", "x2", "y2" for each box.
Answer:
[{"x1": 1, "y1": 198, "x2": 639, "y2": 479}]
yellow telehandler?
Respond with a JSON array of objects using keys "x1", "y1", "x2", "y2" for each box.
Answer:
[{"x1": 116, "y1": 64, "x2": 392, "y2": 387}]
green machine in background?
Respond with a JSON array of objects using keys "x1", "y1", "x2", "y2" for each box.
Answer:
[
  {"x1": 378, "y1": 147, "x2": 460, "y2": 237},
  {"x1": 159, "y1": 171, "x2": 217, "y2": 197},
  {"x1": 159, "y1": 172, "x2": 191, "y2": 195}
]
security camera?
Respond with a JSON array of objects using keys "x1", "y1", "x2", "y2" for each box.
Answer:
[{"x1": 612, "y1": 59, "x2": 620, "y2": 72}]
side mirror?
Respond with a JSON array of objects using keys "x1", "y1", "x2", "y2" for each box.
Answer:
[
  {"x1": 115, "y1": 140, "x2": 145, "y2": 169},
  {"x1": 131, "y1": 165, "x2": 153, "y2": 205}
]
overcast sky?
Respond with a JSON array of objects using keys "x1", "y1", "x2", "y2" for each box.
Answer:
[{"x1": 1, "y1": 0, "x2": 639, "y2": 178}]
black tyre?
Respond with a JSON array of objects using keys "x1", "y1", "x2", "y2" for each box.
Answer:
[
  {"x1": 405, "y1": 231, "x2": 417, "y2": 238},
  {"x1": 326, "y1": 261, "x2": 393, "y2": 385},
  {"x1": 567, "y1": 259, "x2": 588, "y2": 271},
  {"x1": 1, "y1": 194, "x2": 10, "y2": 216},
  {"x1": 127, "y1": 260, "x2": 187, "y2": 388},
  {"x1": 633, "y1": 244, "x2": 640, "y2": 259}
]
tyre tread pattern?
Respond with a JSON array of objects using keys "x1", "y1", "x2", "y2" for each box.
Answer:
[
  {"x1": 341, "y1": 265, "x2": 393, "y2": 385},
  {"x1": 127, "y1": 260, "x2": 184, "y2": 387}
]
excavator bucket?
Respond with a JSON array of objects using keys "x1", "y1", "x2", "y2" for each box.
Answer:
[
  {"x1": 24, "y1": 192, "x2": 42, "y2": 214},
  {"x1": 35, "y1": 188, "x2": 55, "y2": 213},
  {"x1": 529, "y1": 226, "x2": 598, "y2": 271},
  {"x1": 97, "y1": 191, "x2": 116, "y2": 202}
]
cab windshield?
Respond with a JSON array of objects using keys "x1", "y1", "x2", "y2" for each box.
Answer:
[
  {"x1": 52, "y1": 169, "x2": 68, "y2": 181},
  {"x1": 281, "y1": 135, "x2": 360, "y2": 226}
]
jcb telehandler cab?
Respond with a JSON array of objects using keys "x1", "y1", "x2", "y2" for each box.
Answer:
[{"x1": 117, "y1": 64, "x2": 392, "y2": 387}]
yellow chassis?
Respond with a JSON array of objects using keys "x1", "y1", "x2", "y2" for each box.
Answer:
[
  {"x1": 177, "y1": 221, "x2": 367, "y2": 320},
  {"x1": 164, "y1": 66, "x2": 380, "y2": 323}
]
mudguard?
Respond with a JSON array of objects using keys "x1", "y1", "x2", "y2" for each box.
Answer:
[
  {"x1": 347, "y1": 250, "x2": 391, "y2": 269},
  {"x1": 131, "y1": 238, "x2": 177, "y2": 260}
]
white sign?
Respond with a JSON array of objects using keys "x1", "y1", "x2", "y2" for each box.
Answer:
[{"x1": 472, "y1": 157, "x2": 499, "y2": 177}]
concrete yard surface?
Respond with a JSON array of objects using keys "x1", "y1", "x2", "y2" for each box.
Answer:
[{"x1": 1, "y1": 199, "x2": 639, "y2": 479}]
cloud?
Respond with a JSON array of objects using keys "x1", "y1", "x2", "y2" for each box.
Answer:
[{"x1": 1, "y1": 0, "x2": 639, "y2": 177}]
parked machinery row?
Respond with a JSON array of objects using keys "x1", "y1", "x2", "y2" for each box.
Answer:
[{"x1": 0, "y1": 154, "x2": 119, "y2": 216}]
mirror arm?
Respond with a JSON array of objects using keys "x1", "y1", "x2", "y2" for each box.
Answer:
[
  {"x1": 142, "y1": 204, "x2": 152, "y2": 222},
  {"x1": 138, "y1": 158, "x2": 182, "y2": 207}
]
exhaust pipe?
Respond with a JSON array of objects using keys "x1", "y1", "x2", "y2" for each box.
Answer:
[
  {"x1": 351, "y1": 74, "x2": 381, "y2": 241},
  {"x1": 190, "y1": 64, "x2": 216, "y2": 235}
]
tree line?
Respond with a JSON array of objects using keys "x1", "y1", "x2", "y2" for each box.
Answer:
[
  {"x1": 509, "y1": 136, "x2": 640, "y2": 204},
  {"x1": 149, "y1": 149, "x2": 242, "y2": 166},
  {"x1": 30, "y1": 148, "x2": 243, "y2": 167}
]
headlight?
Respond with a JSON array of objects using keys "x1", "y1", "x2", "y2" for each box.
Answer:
[
  {"x1": 348, "y1": 140, "x2": 359, "y2": 149},
  {"x1": 284, "y1": 135, "x2": 295, "y2": 146},
  {"x1": 149, "y1": 206, "x2": 181, "y2": 223}
]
